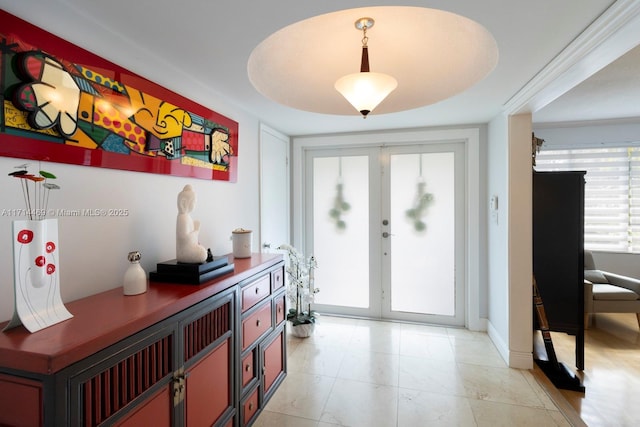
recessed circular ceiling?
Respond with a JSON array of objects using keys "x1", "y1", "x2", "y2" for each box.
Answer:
[{"x1": 248, "y1": 6, "x2": 499, "y2": 116}]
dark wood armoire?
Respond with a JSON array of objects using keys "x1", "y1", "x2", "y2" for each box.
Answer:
[{"x1": 533, "y1": 170, "x2": 585, "y2": 370}]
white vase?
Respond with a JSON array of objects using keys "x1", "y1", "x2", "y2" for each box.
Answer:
[
  {"x1": 123, "y1": 251, "x2": 147, "y2": 295},
  {"x1": 290, "y1": 322, "x2": 315, "y2": 338},
  {"x1": 5, "y1": 218, "x2": 73, "y2": 333}
]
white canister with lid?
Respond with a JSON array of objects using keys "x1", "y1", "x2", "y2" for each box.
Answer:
[{"x1": 232, "y1": 228, "x2": 252, "y2": 258}]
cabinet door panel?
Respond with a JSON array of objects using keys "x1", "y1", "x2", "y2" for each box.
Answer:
[
  {"x1": 185, "y1": 339, "x2": 231, "y2": 426},
  {"x1": 0, "y1": 374, "x2": 43, "y2": 427},
  {"x1": 262, "y1": 330, "x2": 284, "y2": 396},
  {"x1": 533, "y1": 171, "x2": 585, "y2": 333},
  {"x1": 113, "y1": 385, "x2": 171, "y2": 427},
  {"x1": 71, "y1": 328, "x2": 175, "y2": 426}
]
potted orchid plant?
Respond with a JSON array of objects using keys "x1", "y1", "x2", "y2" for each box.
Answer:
[{"x1": 278, "y1": 244, "x2": 319, "y2": 338}]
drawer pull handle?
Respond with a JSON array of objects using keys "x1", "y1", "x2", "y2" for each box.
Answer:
[
  {"x1": 245, "y1": 363, "x2": 251, "y2": 372},
  {"x1": 255, "y1": 287, "x2": 260, "y2": 294},
  {"x1": 278, "y1": 306, "x2": 282, "y2": 313},
  {"x1": 248, "y1": 402, "x2": 254, "y2": 411},
  {"x1": 256, "y1": 319, "x2": 261, "y2": 327}
]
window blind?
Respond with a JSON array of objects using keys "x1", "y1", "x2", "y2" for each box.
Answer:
[
  {"x1": 535, "y1": 147, "x2": 640, "y2": 253},
  {"x1": 631, "y1": 148, "x2": 640, "y2": 252}
]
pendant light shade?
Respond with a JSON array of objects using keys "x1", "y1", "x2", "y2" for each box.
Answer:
[
  {"x1": 335, "y1": 69, "x2": 398, "y2": 117},
  {"x1": 334, "y1": 18, "x2": 397, "y2": 118}
]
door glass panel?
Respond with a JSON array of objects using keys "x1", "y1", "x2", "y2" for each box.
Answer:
[
  {"x1": 312, "y1": 156, "x2": 369, "y2": 308},
  {"x1": 389, "y1": 152, "x2": 455, "y2": 316}
]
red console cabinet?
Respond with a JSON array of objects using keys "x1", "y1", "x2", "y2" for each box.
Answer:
[{"x1": 0, "y1": 254, "x2": 285, "y2": 427}]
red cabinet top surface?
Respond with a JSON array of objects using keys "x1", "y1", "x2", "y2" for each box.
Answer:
[{"x1": 0, "y1": 254, "x2": 282, "y2": 374}]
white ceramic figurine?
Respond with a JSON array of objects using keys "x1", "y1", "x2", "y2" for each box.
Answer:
[{"x1": 176, "y1": 184, "x2": 208, "y2": 263}]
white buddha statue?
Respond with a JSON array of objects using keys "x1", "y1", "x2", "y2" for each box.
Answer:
[{"x1": 176, "y1": 184, "x2": 208, "y2": 263}]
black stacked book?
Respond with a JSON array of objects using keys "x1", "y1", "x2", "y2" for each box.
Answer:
[{"x1": 149, "y1": 255, "x2": 234, "y2": 284}]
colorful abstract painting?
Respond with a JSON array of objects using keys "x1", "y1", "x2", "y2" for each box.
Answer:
[{"x1": 0, "y1": 10, "x2": 238, "y2": 181}]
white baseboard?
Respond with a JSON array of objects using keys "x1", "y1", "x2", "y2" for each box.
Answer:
[
  {"x1": 487, "y1": 321, "x2": 533, "y2": 369},
  {"x1": 509, "y1": 350, "x2": 533, "y2": 369},
  {"x1": 467, "y1": 316, "x2": 488, "y2": 332}
]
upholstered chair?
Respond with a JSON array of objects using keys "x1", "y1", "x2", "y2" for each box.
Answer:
[{"x1": 584, "y1": 250, "x2": 640, "y2": 329}]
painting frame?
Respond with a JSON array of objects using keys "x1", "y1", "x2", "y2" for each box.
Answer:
[{"x1": 0, "y1": 9, "x2": 239, "y2": 182}]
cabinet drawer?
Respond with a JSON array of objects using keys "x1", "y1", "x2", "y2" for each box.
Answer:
[
  {"x1": 242, "y1": 303, "x2": 272, "y2": 350},
  {"x1": 242, "y1": 387, "x2": 259, "y2": 426},
  {"x1": 275, "y1": 295, "x2": 286, "y2": 326},
  {"x1": 241, "y1": 350, "x2": 256, "y2": 389},
  {"x1": 241, "y1": 275, "x2": 270, "y2": 312},
  {"x1": 271, "y1": 267, "x2": 285, "y2": 292}
]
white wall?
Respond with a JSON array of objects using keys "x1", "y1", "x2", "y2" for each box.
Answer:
[
  {"x1": 486, "y1": 113, "x2": 533, "y2": 369},
  {"x1": 507, "y1": 114, "x2": 533, "y2": 369},
  {"x1": 0, "y1": 112, "x2": 263, "y2": 322},
  {"x1": 534, "y1": 120, "x2": 640, "y2": 149},
  {"x1": 592, "y1": 252, "x2": 640, "y2": 278},
  {"x1": 0, "y1": 9, "x2": 266, "y2": 323},
  {"x1": 486, "y1": 114, "x2": 510, "y2": 362}
]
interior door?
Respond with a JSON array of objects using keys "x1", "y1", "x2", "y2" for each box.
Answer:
[{"x1": 259, "y1": 124, "x2": 290, "y2": 252}]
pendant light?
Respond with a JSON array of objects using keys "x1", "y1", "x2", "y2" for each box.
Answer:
[{"x1": 334, "y1": 17, "x2": 398, "y2": 118}]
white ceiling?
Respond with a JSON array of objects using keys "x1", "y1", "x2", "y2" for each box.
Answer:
[
  {"x1": 533, "y1": 43, "x2": 640, "y2": 124},
  {"x1": 2, "y1": 0, "x2": 638, "y2": 136}
]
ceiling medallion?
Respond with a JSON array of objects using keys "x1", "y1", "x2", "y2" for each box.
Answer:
[{"x1": 248, "y1": 7, "x2": 498, "y2": 116}]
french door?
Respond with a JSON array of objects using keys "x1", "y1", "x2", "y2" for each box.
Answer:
[{"x1": 305, "y1": 143, "x2": 465, "y2": 326}]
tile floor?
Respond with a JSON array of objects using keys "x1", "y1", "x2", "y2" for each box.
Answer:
[{"x1": 254, "y1": 315, "x2": 570, "y2": 427}]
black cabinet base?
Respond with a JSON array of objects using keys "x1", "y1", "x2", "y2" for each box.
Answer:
[{"x1": 535, "y1": 359, "x2": 585, "y2": 392}]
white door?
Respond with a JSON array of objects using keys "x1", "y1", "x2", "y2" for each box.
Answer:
[
  {"x1": 259, "y1": 124, "x2": 290, "y2": 252},
  {"x1": 306, "y1": 143, "x2": 465, "y2": 326},
  {"x1": 380, "y1": 144, "x2": 465, "y2": 325},
  {"x1": 306, "y1": 147, "x2": 382, "y2": 318}
]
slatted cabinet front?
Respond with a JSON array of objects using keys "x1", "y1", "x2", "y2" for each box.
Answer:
[
  {"x1": 63, "y1": 289, "x2": 236, "y2": 426},
  {"x1": 65, "y1": 323, "x2": 177, "y2": 426}
]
